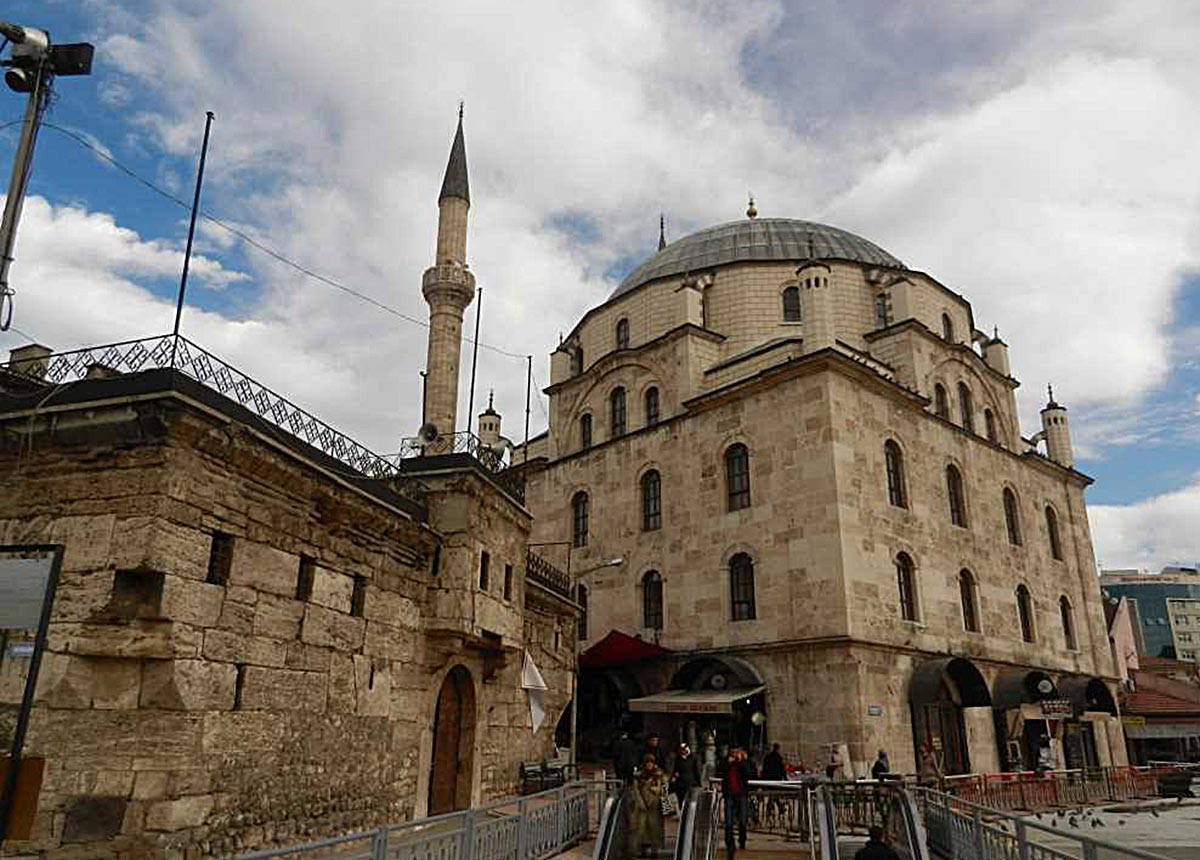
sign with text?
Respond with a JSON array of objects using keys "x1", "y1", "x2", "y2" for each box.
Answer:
[{"x1": 1039, "y1": 698, "x2": 1074, "y2": 719}]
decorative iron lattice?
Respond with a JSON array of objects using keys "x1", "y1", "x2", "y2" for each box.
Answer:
[
  {"x1": 395, "y1": 430, "x2": 526, "y2": 504},
  {"x1": 526, "y1": 551, "x2": 571, "y2": 597},
  {"x1": 0, "y1": 334, "x2": 454, "y2": 507}
]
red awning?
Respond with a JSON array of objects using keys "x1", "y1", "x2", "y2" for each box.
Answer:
[{"x1": 579, "y1": 630, "x2": 670, "y2": 669}]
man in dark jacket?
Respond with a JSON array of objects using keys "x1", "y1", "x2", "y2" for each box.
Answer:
[
  {"x1": 670, "y1": 743, "x2": 701, "y2": 807},
  {"x1": 613, "y1": 731, "x2": 638, "y2": 783},
  {"x1": 720, "y1": 748, "x2": 755, "y2": 858},
  {"x1": 761, "y1": 743, "x2": 786, "y2": 781},
  {"x1": 854, "y1": 826, "x2": 900, "y2": 860},
  {"x1": 642, "y1": 733, "x2": 664, "y2": 770}
]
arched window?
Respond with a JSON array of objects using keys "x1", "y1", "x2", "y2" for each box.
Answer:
[
  {"x1": 959, "y1": 569, "x2": 979, "y2": 632},
  {"x1": 610, "y1": 387, "x2": 626, "y2": 437},
  {"x1": 616, "y1": 318, "x2": 630, "y2": 350},
  {"x1": 782, "y1": 286, "x2": 802, "y2": 322},
  {"x1": 644, "y1": 387, "x2": 660, "y2": 426},
  {"x1": 1003, "y1": 488, "x2": 1022, "y2": 545},
  {"x1": 641, "y1": 470, "x2": 662, "y2": 531},
  {"x1": 1016, "y1": 584, "x2": 1035, "y2": 643},
  {"x1": 730, "y1": 553, "x2": 756, "y2": 621},
  {"x1": 572, "y1": 347, "x2": 584, "y2": 376},
  {"x1": 934, "y1": 384, "x2": 950, "y2": 419},
  {"x1": 874, "y1": 294, "x2": 890, "y2": 329},
  {"x1": 725, "y1": 443, "x2": 751, "y2": 511},
  {"x1": 941, "y1": 313, "x2": 954, "y2": 342},
  {"x1": 1045, "y1": 506, "x2": 1063, "y2": 561},
  {"x1": 957, "y1": 383, "x2": 974, "y2": 433},
  {"x1": 576, "y1": 584, "x2": 589, "y2": 640},
  {"x1": 984, "y1": 409, "x2": 997, "y2": 443},
  {"x1": 642, "y1": 571, "x2": 663, "y2": 630},
  {"x1": 946, "y1": 465, "x2": 968, "y2": 527},
  {"x1": 896, "y1": 553, "x2": 917, "y2": 622},
  {"x1": 884, "y1": 440, "x2": 907, "y2": 509},
  {"x1": 1060, "y1": 595, "x2": 1077, "y2": 650},
  {"x1": 579, "y1": 413, "x2": 592, "y2": 450},
  {"x1": 571, "y1": 491, "x2": 589, "y2": 548}
]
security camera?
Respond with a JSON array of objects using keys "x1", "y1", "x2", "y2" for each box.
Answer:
[{"x1": 4, "y1": 67, "x2": 34, "y2": 93}]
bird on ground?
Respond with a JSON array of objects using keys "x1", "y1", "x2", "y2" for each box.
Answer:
[
  {"x1": 1068, "y1": 817, "x2": 1079, "y2": 828},
  {"x1": 1150, "y1": 808, "x2": 1160, "y2": 818}
]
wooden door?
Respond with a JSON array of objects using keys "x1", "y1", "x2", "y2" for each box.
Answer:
[{"x1": 429, "y1": 667, "x2": 474, "y2": 814}]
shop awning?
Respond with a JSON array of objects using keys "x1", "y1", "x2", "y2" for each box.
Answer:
[
  {"x1": 578, "y1": 630, "x2": 671, "y2": 669},
  {"x1": 628, "y1": 686, "x2": 765, "y2": 715},
  {"x1": 1125, "y1": 724, "x2": 1200, "y2": 740}
]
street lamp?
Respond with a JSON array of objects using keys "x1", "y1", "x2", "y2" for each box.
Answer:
[
  {"x1": 0, "y1": 22, "x2": 94, "y2": 330},
  {"x1": 569, "y1": 555, "x2": 624, "y2": 769}
]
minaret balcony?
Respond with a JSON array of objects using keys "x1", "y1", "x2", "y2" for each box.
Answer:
[{"x1": 422, "y1": 264, "x2": 476, "y2": 307}]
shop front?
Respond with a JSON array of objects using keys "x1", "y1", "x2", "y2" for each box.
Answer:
[
  {"x1": 1057, "y1": 675, "x2": 1120, "y2": 768},
  {"x1": 627, "y1": 656, "x2": 766, "y2": 755},
  {"x1": 993, "y1": 670, "x2": 1071, "y2": 771},
  {"x1": 575, "y1": 630, "x2": 669, "y2": 761},
  {"x1": 909, "y1": 657, "x2": 992, "y2": 775}
]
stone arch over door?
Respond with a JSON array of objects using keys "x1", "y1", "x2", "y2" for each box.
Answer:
[
  {"x1": 909, "y1": 657, "x2": 992, "y2": 776},
  {"x1": 429, "y1": 665, "x2": 476, "y2": 815}
]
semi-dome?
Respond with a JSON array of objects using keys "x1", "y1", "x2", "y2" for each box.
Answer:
[{"x1": 612, "y1": 217, "x2": 905, "y2": 299}]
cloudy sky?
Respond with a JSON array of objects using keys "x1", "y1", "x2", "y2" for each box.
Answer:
[{"x1": 1, "y1": 1, "x2": 1197, "y2": 571}]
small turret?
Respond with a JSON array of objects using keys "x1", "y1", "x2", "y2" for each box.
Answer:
[
  {"x1": 983, "y1": 327, "x2": 1011, "y2": 377},
  {"x1": 478, "y1": 391, "x2": 502, "y2": 447},
  {"x1": 1040, "y1": 384, "x2": 1074, "y2": 467},
  {"x1": 798, "y1": 244, "x2": 834, "y2": 352}
]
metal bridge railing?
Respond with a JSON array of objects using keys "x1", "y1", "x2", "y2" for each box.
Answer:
[
  {"x1": 225, "y1": 782, "x2": 594, "y2": 860},
  {"x1": 916, "y1": 787, "x2": 1173, "y2": 860},
  {"x1": 943, "y1": 766, "x2": 1168, "y2": 811}
]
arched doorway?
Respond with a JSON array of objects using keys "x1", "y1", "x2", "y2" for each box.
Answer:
[
  {"x1": 1058, "y1": 675, "x2": 1118, "y2": 769},
  {"x1": 429, "y1": 666, "x2": 476, "y2": 815},
  {"x1": 909, "y1": 657, "x2": 992, "y2": 775},
  {"x1": 992, "y1": 670, "x2": 1061, "y2": 771}
]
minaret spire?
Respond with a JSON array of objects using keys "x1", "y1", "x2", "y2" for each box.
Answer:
[
  {"x1": 658, "y1": 214, "x2": 667, "y2": 251},
  {"x1": 422, "y1": 110, "x2": 477, "y2": 439}
]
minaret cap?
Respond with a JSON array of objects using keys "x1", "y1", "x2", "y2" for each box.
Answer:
[
  {"x1": 438, "y1": 104, "x2": 470, "y2": 205},
  {"x1": 481, "y1": 389, "x2": 499, "y2": 417},
  {"x1": 1042, "y1": 383, "x2": 1063, "y2": 410},
  {"x1": 746, "y1": 194, "x2": 758, "y2": 219},
  {"x1": 658, "y1": 214, "x2": 667, "y2": 251}
]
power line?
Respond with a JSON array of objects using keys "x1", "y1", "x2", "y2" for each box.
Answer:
[{"x1": 39, "y1": 122, "x2": 532, "y2": 361}]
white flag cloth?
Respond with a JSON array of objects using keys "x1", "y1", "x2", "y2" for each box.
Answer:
[{"x1": 522, "y1": 651, "x2": 548, "y2": 732}]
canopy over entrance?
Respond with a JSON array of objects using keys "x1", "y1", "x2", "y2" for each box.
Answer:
[
  {"x1": 993, "y1": 670, "x2": 1059, "y2": 710},
  {"x1": 579, "y1": 630, "x2": 671, "y2": 669},
  {"x1": 628, "y1": 686, "x2": 766, "y2": 715},
  {"x1": 1057, "y1": 675, "x2": 1118, "y2": 716},
  {"x1": 909, "y1": 657, "x2": 991, "y2": 707}
]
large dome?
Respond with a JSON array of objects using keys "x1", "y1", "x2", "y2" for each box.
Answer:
[{"x1": 612, "y1": 217, "x2": 905, "y2": 298}]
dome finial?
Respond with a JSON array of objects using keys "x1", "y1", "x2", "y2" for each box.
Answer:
[
  {"x1": 658, "y1": 214, "x2": 667, "y2": 251},
  {"x1": 488, "y1": 389, "x2": 494, "y2": 410},
  {"x1": 746, "y1": 193, "x2": 757, "y2": 219},
  {"x1": 1047, "y1": 383, "x2": 1056, "y2": 406}
]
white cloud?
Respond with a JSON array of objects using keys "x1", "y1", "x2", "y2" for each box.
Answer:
[{"x1": 1090, "y1": 480, "x2": 1200, "y2": 571}]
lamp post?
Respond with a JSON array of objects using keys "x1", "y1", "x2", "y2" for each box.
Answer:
[
  {"x1": 567, "y1": 556, "x2": 624, "y2": 769},
  {"x1": 0, "y1": 22, "x2": 94, "y2": 331}
]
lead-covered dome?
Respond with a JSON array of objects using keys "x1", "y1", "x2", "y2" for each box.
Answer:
[{"x1": 613, "y1": 217, "x2": 905, "y2": 299}]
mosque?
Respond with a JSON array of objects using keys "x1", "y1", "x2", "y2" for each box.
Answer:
[{"x1": 510, "y1": 186, "x2": 1127, "y2": 777}]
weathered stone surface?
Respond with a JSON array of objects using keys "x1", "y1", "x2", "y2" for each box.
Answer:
[
  {"x1": 363, "y1": 586, "x2": 420, "y2": 628},
  {"x1": 90, "y1": 658, "x2": 142, "y2": 710},
  {"x1": 353, "y1": 654, "x2": 391, "y2": 717},
  {"x1": 51, "y1": 514, "x2": 117, "y2": 573},
  {"x1": 132, "y1": 771, "x2": 169, "y2": 801},
  {"x1": 229, "y1": 538, "x2": 298, "y2": 598},
  {"x1": 202, "y1": 629, "x2": 286, "y2": 667},
  {"x1": 140, "y1": 659, "x2": 237, "y2": 710},
  {"x1": 284, "y1": 641, "x2": 332, "y2": 672},
  {"x1": 110, "y1": 516, "x2": 211, "y2": 582},
  {"x1": 201, "y1": 711, "x2": 285, "y2": 755},
  {"x1": 300, "y1": 604, "x2": 365, "y2": 651},
  {"x1": 144, "y1": 794, "x2": 213, "y2": 832},
  {"x1": 62, "y1": 796, "x2": 128, "y2": 843},
  {"x1": 310, "y1": 565, "x2": 353, "y2": 612},
  {"x1": 363, "y1": 621, "x2": 415, "y2": 661},
  {"x1": 159, "y1": 575, "x2": 224, "y2": 627},
  {"x1": 252, "y1": 593, "x2": 304, "y2": 640},
  {"x1": 237, "y1": 666, "x2": 326, "y2": 713},
  {"x1": 216, "y1": 599, "x2": 255, "y2": 634},
  {"x1": 53, "y1": 621, "x2": 201, "y2": 660}
]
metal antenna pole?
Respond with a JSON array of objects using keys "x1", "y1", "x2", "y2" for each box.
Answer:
[
  {"x1": 170, "y1": 110, "x2": 215, "y2": 366},
  {"x1": 467, "y1": 287, "x2": 482, "y2": 434},
  {"x1": 523, "y1": 355, "x2": 532, "y2": 465},
  {"x1": 0, "y1": 62, "x2": 49, "y2": 331}
]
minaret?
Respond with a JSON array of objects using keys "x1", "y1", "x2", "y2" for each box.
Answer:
[
  {"x1": 422, "y1": 108, "x2": 476, "y2": 439},
  {"x1": 1040, "y1": 384, "x2": 1074, "y2": 467},
  {"x1": 478, "y1": 390, "x2": 502, "y2": 447},
  {"x1": 798, "y1": 231, "x2": 835, "y2": 352}
]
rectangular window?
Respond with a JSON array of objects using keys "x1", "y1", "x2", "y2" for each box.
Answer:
[
  {"x1": 504, "y1": 563, "x2": 513, "y2": 601},
  {"x1": 206, "y1": 532, "x2": 234, "y2": 586},
  {"x1": 350, "y1": 575, "x2": 367, "y2": 617},
  {"x1": 296, "y1": 555, "x2": 316, "y2": 601},
  {"x1": 479, "y1": 550, "x2": 490, "y2": 591}
]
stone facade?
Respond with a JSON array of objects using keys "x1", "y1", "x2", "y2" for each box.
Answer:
[
  {"x1": 0, "y1": 377, "x2": 574, "y2": 860},
  {"x1": 520, "y1": 214, "x2": 1125, "y2": 778}
]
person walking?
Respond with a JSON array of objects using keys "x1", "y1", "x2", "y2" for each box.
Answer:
[
  {"x1": 916, "y1": 743, "x2": 942, "y2": 789},
  {"x1": 761, "y1": 743, "x2": 786, "y2": 781},
  {"x1": 853, "y1": 826, "x2": 900, "y2": 860},
  {"x1": 643, "y1": 732, "x2": 664, "y2": 770},
  {"x1": 671, "y1": 742, "x2": 701, "y2": 808},
  {"x1": 613, "y1": 730, "x2": 638, "y2": 784},
  {"x1": 825, "y1": 745, "x2": 843, "y2": 781},
  {"x1": 630, "y1": 754, "x2": 669, "y2": 857},
  {"x1": 720, "y1": 747, "x2": 754, "y2": 858},
  {"x1": 871, "y1": 750, "x2": 890, "y2": 780}
]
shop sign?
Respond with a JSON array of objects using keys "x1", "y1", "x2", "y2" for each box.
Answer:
[
  {"x1": 1040, "y1": 698, "x2": 1074, "y2": 719},
  {"x1": 867, "y1": 705, "x2": 883, "y2": 716},
  {"x1": 1122, "y1": 715, "x2": 1146, "y2": 729}
]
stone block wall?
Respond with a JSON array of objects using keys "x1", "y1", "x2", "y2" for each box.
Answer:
[{"x1": 0, "y1": 397, "x2": 572, "y2": 860}]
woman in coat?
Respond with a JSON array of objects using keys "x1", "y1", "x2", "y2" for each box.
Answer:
[{"x1": 629, "y1": 754, "x2": 669, "y2": 857}]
